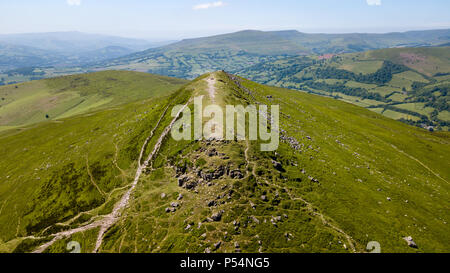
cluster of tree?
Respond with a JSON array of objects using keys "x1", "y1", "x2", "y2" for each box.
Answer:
[
  {"x1": 412, "y1": 84, "x2": 449, "y2": 111},
  {"x1": 312, "y1": 61, "x2": 409, "y2": 85},
  {"x1": 434, "y1": 72, "x2": 450, "y2": 77},
  {"x1": 301, "y1": 80, "x2": 388, "y2": 102},
  {"x1": 6, "y1": 67, "x2": 45, "y2": 77},
  {"x1": 385, "y1": 105, "x2": 449, "y2": 129},
  {"x1": 240, "y1": 56, "x2": 316, "y2": 84},
  {"x1": 399, "y1": 117, "x2": 449, "y2": 131},
  {"x1": 382, "y1": 105, "x2": 428, "y2": 120}
]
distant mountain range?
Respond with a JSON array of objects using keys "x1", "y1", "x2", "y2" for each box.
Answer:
[{"x1": 0, "y1": 32, "x2": 172, "y2": 71}]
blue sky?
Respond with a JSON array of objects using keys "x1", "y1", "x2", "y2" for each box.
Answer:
[{"x1": 0, "y1": 0, "x2": 449, "y2": 40}]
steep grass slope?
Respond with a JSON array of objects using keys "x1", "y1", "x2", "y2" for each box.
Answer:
[
  {"x1": 0, "y1": 71, "x2": 187, "y2": 131},
  {"x1": 0, "y1": 72, "x2": 448, "y2": 253}
]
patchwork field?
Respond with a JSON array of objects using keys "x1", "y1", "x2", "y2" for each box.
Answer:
[{"x1": 238, "y1": 47, "x2": 450, "y2": 131}]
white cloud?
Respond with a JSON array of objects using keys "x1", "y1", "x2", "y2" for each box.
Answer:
[
  {"x1": 67, "y1": 0, "x2": 81, "y2": 6},
  {"x1": 366, "y1": 0, "x2": 381, "y2": 6},
  {"x1": 193, "y1": 1, "x2": 225, "y2": 10}
]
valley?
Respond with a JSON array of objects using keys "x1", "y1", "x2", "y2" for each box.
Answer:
[{"x1": 238, "y1": 47, "x2": 450, "y2": 131}]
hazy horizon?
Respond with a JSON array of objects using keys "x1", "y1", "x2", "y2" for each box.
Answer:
[
  {"x1": 1, "y1": 27, "x2": 450, "y2": 43},
  {"x1": 1, "y1": 0, "x2": 449, "y2": 40}
]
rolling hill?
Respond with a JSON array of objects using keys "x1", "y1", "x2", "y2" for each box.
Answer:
[
  {"x1": 0, "y1": 71, "x2": 187, "y2": 131},
  {"x1": 0, "y1": 71, "x2": 448, "y2": 253},
  {"x1": 2, "y1": 29, "x2": 450, "y2": 85},
  {"x1": 90, "y1": 29, "x2": 450, "y2": 79},
  {"x1": 0, "y1": 32, "x2": 170, "y2": 76},
  {"x1": 238, "y1": 46, "x2": 450, "y2": 131},
  {"x1": 0, "y1": 32, "x2": 155, "y2": 54}
]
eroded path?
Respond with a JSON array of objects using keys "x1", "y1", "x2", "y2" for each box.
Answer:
[{"x1": 206, "y1": 77, "x2": 216, "y2": 103}]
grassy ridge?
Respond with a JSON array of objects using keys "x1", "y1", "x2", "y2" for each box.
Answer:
[{"x1": 0, "y1": 71, "x2": 448, "y2": 253}]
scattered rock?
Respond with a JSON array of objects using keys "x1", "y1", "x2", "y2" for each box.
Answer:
[
  {"x1": 165, "y1": 207, "x2": 176, "y2": 213},
  {"x1": 230, "y1": 169, "x2": 244, "y2": 179},
  {"x1": 261, "y1": 195, "x2": 268, "y2": 202},
  {"x1": 250, "y1": 216, "x2": 260, "y2": 224},
  {"x1": 160, "y1": 193, "x2": 166, "y2": 199},
  {"x1": 284, "y1": 233, "x2": 293, "y2": 241},
  {"x1": 178, "y1": 175, "x2": 189, "y2": 187},
  {"x1": 207, "y1": 148, "x2": 218, "y2": 157},
  {"x1": 177, "y1": 194, "x2": 183, "y2": 200},
  {"x1": 184, "y1": 180, "x2": 199, "y2": 190},
  {"x1": 271, "y1": 216, "x2": 282, "y2": 227},
  {"x1": 308, "y1": 176, "x2": 319, "y2": 183},
  {"x1": 271, "y1": 160, "x2": 284, "y2": 172},
  {"x1": 214, "y1": 241, "x2": 222, "y2": 250},
  {"x1": 211, "y1": 210, "x2": 224, "y2": 221},
  {"x1": 403, "y1": 236, "x2": 418, "y2": 248},
  {"x1": 207, "y1": 200, "x2": 217, "y2": 207},
  {"x1": 171, "y1": 202, "x2": 180, "y2": 208}
]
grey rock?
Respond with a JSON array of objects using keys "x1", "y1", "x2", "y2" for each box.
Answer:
[
  {"x1": 272, "y1": 160, "x2": 284, "y2": 171},
  {"x1": 214, "y1": 241, "x2": 222, "y2": 250},
  {"x1": 403, "y1": 236, "x2": 418, "y2": 248},
  {"x1": 211, "y1": 210, "x2": 224, "y2": 221},
  {"x1": 230, "y1": 169, "x2": 244, "y2": 179}
]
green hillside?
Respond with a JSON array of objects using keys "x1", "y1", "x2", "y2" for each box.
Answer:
[
  {"x1": 0, "y1": 71, "x2": 187, "y2": 131},
  {"x1": 0, "y1": 71, "x2": 448, "y2": 253},
  {"x1": 238, "y1": 47, "x2": 450, "y2": 131}
]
